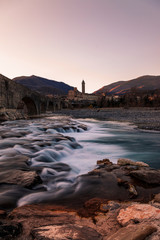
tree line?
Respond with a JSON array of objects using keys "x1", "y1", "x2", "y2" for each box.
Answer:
[{"x1": 97, "y1": 88, "x2": 160, "y2": 108}]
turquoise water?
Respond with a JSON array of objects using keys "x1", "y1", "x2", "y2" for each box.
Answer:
[{"x1": 64, "y1": 119, "x2": 160, "y2": 170}]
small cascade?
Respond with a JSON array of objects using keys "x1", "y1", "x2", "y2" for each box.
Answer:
[{"x1": 0, "y1": 115, "x2": 160, "y2": 208}]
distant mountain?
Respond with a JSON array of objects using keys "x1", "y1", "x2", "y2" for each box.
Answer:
[
  {"x1": 13, "y1": 75, "x2": 74, "y2": 96},
  {"x1": 94, "y1": 75, "x2": 160, "y2": 95}
]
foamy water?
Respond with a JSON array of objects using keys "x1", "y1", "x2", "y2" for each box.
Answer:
[{"x1": 0, "y1": 115, "x2": 160, "y2": 208}]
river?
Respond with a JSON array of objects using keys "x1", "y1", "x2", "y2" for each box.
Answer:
[{"x1": 0, "y1": 115, "x2": 160, "y2": 208}]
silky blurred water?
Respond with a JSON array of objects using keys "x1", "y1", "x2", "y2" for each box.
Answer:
[
  {"x1": 0, "y1": 115, "x2": 160, "y2": 207},
  {"x1": 61, "y1": 118, "x2": 160, "y2": 170}
]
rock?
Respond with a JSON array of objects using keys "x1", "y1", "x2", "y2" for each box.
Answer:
[
  {"x1": 0, "y1": 155, "x2": 30, "y2": 171},
  {"x1": 50, "y1": 162, "x2": 71, "y2": 172},
  {"x1": 0, "y1": 112, "x2": 8, "y2": 121},
  {"x1": 117, "y1": 179, "x2": 138, "y2": 198},
  {"x1": 0, "y1": 185, "x2": 31, "y2": 209},
  {"x1": 117, "y1": 203, "x2": 160, "y2": 226},
  {"x1": 75, "y1": 170, "x2": 130, "y2": 202},
  {"x1": 0, "y1": 222, "x2": 22, "y2": 239},
  {"x1": 1, "y1": 131, "x2": 24, "y2": 138},
  {"x1": 128, "y1": 184, "x2": 138, "y2": 198},
  {"x1": 130, "y1": 169, "x2": 160, "y2": 185},
  {"x1": 100, "y1": 201, "x2": 120, "y2": 212},
  {"x1": 97, "y1": 159, "x2": 113, "y2": 166},
  {"x1": 117, "y1": 158, "x2": 149, "y2": 167},
  {"x1": 0, "y1": 170, "x2": 42, "y2": 188},
  {"x1": 0, "y1": 210, "x2": 6, "y2": 217},
  {"x1": 104, "y1": 223, "x2": 157, "y2": 240},
  {"x1": 84, "y1": 198, "x2": 101, "y2": 211},
  {"x1": 69, "y1": 141, "x2": 82, "y2": 149},
  {"x1": 153, "y1": 193, "x2": 160, "y2": 203},
  {"x1": 82, "y1": 198, "x2": 103, "y2": 217},
  {"x1": 31, "y1": 224, "x2": 102, "y2": 240},
  {"x1": 117, "y1": 178, "x2": 129, "y2": 188},
  {"x1": 78, "y1": 124, "x2": 88, "y2": 131},
  {"x1": 9, "y1": 203, "x2": 120, "y2": 239}
]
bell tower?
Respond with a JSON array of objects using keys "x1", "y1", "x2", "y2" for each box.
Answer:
[{"x1": 82, "y1": 80, "x2": 85, "y2": 94}]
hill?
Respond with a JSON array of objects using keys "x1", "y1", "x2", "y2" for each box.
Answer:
[
  {"x1": 94, "y1": 75, "x2": 160, "y2": 95},
  {"x1": 13, "y1": 75, "x2": 74, "y2": 96}
]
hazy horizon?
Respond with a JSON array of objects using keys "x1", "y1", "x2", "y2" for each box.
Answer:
[{"x1": 0, "y1": 0, "x2": 160, "y2": 93}]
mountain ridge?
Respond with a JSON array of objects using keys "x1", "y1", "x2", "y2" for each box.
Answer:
[
  {"x1": 13, "y1": 75, "x2": 74, "y2": 96},
  {"x1": 93, "y1": 75, "x2": 160, "y2": 95}
]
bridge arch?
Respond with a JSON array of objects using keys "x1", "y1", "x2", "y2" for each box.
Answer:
[
  {"x1": 41, "y1": 102, "x2": 46, "y2": 113},
  {"x1": 48, "y1": 101, "x2": 54, "y2": 111},
  {"x1": 55, "y1": 103, "x2": 59, "y2": 111},
  {"x1": 17, "y1": 96, "x2": 38, "y2": 115}
]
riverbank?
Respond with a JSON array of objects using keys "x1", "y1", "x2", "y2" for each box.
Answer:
[{"x1": 54, "y1": 107, "x2": 160, "y2": 131}]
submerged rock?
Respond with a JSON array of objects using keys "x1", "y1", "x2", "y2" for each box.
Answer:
[
  {"x1": 0, "y1": 185, "x2": 31, "y2": 209},
  {"x1": 0, "y1": 170, "x2": 42, "y2": 188},
  {"x1": 77, "y1": 124, "x2": 88, "y2": 131},
  {"x1": 0, "y1": 155, "x2": 30, "y2": 171}
]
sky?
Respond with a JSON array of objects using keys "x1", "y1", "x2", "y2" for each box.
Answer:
[{"x1": 0, "y1": 0, "x2": 160, "y2": 93}]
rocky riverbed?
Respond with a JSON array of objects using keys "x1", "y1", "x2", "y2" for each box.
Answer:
[
  {"x1": 54, "y1": 107, "x2": 160, "y2": 131},
  {"x1": 1, "y1": 158, "x2": 160, "y2": 239},
  {"x1": 0, "y1": 114, "x2": 160, "y2": 239}
]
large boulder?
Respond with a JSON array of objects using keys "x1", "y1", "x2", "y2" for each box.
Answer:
[{"x1": 117, "y1": 203, "x2": 160, "y2": 226}]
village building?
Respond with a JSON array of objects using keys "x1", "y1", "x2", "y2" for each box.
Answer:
[{"x1": 67, "y1": 80, "x2": 99, "y2": 104}]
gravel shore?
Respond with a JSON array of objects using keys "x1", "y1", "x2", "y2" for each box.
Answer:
[{"x1": 54, "y1": 107, "x2": 160, "y2": 131}]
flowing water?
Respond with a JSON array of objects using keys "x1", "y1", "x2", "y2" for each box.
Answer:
[{"x1": 0, "y1": 115, "x2": 160, "y2": 208}]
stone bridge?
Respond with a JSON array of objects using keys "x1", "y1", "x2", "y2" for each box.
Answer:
[{"x1": 0, "y1": 74, "x2": 68, "y2": 117}]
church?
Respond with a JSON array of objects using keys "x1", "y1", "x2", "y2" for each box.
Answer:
[{"x1": 67, "y1": 80, "x2": 98, "y2": 102}]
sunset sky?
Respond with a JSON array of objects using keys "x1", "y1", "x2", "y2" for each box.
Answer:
[{"x1": 0, "y1": 0, "x2": 160, "y2": 93}]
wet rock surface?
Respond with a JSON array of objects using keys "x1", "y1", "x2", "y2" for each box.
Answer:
[
  {"x1": 130, "y1": 169, "x2": 160, "y2": 185},
  {"x1": 0, "y1": 170, "x2": 42, "y2": 188},
  {"x1": 72, "y1": 158, "x2": 160, "y2": 204}
]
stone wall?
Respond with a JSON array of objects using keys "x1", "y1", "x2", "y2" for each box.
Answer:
[{"x1": 0, "y1": 74, "x2": 63, "y2": 119}]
